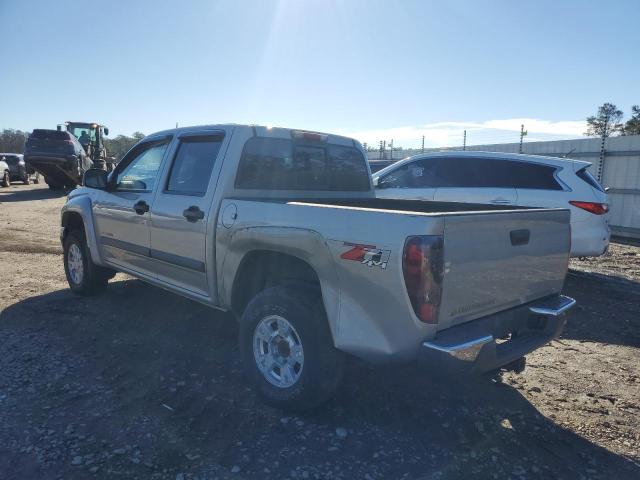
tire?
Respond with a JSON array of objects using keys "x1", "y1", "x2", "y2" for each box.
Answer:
[
  {"x1": 63, "y1": 230, "x2": 110, "y2": 295},
  {"x1": 22, "y1": 175, "x2": 30, "y2": 185},
  {"x1": 1, "y1": 171, "x2": 10, "y2": 187},
  {"x1": 46, "y1": 178, "x2": 64, "y2": 190},
  {"x1": 239, "y1": 285, "x2": 345, "y2": 411},
  {"x1": 33, "y1": 174, "x2": 40, "y2": 184}
]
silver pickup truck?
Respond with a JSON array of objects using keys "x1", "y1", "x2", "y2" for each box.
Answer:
[{"x1": 60, "y1": 124, "x2": 575, "y2": 410}]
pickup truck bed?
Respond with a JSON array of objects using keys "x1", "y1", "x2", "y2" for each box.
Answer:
[
  {"x1": 219, "y1": 196, "x2": 569, "y2": 357},
  {"x1": 61, "y1": 124, "x2": 574, "y2": 410}
]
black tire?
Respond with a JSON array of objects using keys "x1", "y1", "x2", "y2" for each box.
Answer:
[
  {"x1": 33, "y1": 174, "x2": 40, "y2": 184},
  {"x1": 22, "y1": 175, "x2": 30, "y2": 185},
  {"x1": 63, "y1": 230, "x2": 110, "y2": 295},
  {"x1": 1, "y1": 171, "x2": 10, "y2": 187},
  {"x1": 239, "y1": 285, "x2": 345, "y2": 411},
  {"x1": 46, "y1": 178, "x2": 64, "y2": 190}
]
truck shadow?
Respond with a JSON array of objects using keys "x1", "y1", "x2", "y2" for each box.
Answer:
[
  {"x1": 0, "y1": 184, "x2": 67, "y2": 202},
  {"x1": 1, "y1": 278, "x2": 638, "y2": 479}
]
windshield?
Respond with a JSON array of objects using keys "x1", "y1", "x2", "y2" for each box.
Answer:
[{"x1": 68, "y1": 125, "x2": 96, "y2": 143}]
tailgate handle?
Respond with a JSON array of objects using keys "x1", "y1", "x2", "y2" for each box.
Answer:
[{"x1": 510, "y1": 229, "x2": 530, "y2": 246}]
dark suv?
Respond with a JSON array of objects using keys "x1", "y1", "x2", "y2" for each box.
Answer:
[
  {"x1": 24, "y1": 129, "x2": 91, "y2": 190},
  {"x1": 0, "y1": 153, "x2": 33, "y2": 185}
]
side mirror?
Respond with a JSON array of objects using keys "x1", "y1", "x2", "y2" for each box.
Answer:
[
  {"x1": 103, "y1": 127, "x2": 109, "y2": 136},
  {"x1": 83, "y1": 168, "x2": 108, "y2": 190}
]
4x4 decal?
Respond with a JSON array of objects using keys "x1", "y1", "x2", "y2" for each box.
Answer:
[{"x1": 340, "y1": 243, "x2": 391, "y2": 270}]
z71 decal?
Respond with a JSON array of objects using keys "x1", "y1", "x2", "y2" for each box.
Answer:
[{"x1": 340, "y1": 243, "x2": 391, "y2": 270}]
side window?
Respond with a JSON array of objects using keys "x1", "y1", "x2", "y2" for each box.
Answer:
[
  {"x1": 115, "y1": 141, "x2": 169, "y2": 192},
  {"x1": 506, "y1": 161, "x2": 563, "y2": 190},
  {"x1": 165, "y1": 135, "x2": 223, "y2": 195},
  {"x1": 379, "y1": 159, "x2": 438, "y2": 189},
  {"x1": 435, "y1": 158, "x2": 512, "y2": 188}
]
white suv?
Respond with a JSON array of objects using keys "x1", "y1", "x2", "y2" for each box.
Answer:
[{"x1": 373, "y1": 151, "x2": 610, "y2": 257}]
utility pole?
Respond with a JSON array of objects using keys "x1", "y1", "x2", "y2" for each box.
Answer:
[
  {"x1": 389, "y1": 139, "x2": 393, "y2": 160},
  {"x1": 598, "y1": 133, "x2": 607, "y2": 181},
  {"x1": 463, "y1": 130, "x2": 467, "y2": 151},
  {"x1": 519, "y1": 124, "x2": 527, "y2": 153},
  {"x1": 421, "y1": 135, "x2": 425, "y2": 153},
  {"x1": 380, "y1": 140, "x2": 385, "y2": 160},
  {"x1": 175, "y1": 122, "x2": 179, "y2": 129}
]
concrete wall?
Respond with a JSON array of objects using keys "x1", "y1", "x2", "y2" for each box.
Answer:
[{"x1": 368, "y1": 135, "x2": 640, "y2": 239}]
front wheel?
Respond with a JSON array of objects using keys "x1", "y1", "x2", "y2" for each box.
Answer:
[
  {"x1": 63, "y1": 230, "x2": 110, "y2": 295},
  {"x1": 239, "y1": 286, "x2": 345, "y2": 411},
  {"x1": 1, "y1": 171, "x2": 10, "y2": 187}
]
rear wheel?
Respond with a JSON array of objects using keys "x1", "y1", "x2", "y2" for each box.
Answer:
[
  {"x1": 1, "y1": 171, "x2": 10, "y2": 187},
  {"x1": 239, "y1": 285, "x2": 344, "y2": 411},
  {"x1": 63, "y1": 230, "x2": 111, "y2": 295},
  {"x1": 22, "y1": 174, "x2": 30, "y2": 185}
]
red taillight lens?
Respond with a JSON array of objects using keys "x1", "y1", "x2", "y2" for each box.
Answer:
[
  {"x1": 569, "y1": 201, "x2": 609, "y2": 215},
  {"x1": 402, "y1": 236, "x2": 444, "y2": 324},
  {"x1": 291, "y1": 130, "x2": 328, "y2": 142}
]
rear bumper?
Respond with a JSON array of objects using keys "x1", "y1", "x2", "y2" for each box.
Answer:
[
  {"x1": 570, "y1": 219, "x2": 610, "y2": 257},
  {"x1": 25, "y1": 154, "x2": 76, "y2": 167},
  {"x1": 420, "y1": 295, "x2": 575, "y2": 373},
  {"x1": 24, "y1": 154, "x2": 81, "y2": 185}
]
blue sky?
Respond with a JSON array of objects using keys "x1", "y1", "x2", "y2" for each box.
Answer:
[{"x1": 1, "y1": 0, "x2": 638, "y2": 147}]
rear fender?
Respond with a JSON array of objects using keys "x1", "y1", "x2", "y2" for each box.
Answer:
[{"x1": 219, "y1": 226, "x2": 341, "y2": 341}]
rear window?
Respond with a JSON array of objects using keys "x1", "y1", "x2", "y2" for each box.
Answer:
[
  {"x1": 30, "y1": 130, "x2": 69, "y2": 141},
  {"x1": 576, "y1": 167, "x2": 604, "y2": 192},
  {"x1": 235, "y1": 137, "x2": 370, "y2": 191}
]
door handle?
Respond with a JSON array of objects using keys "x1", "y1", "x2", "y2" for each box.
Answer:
[
  {"x1": 490, "y1": 198, "x2": 512, "y2": 204},
  {"x1": 183, "y1": 205, "x2": 205, "y2": 222},
  {"x1": 510, "y1": 229, "x2": 530, "y2": 246},
  {"x1": 133, "y1": 200, "x2": 149, "y2": 215}
]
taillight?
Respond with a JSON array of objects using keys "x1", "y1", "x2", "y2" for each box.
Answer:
[
  {"x1": 569, "y1": 201, "x2": 609, "y2": 215},
  {"x1": 402, "y1": 236, "x2": 444, "y2": 324},
  {"x1": 291, "y1": 130, "x2": 328, "y2": 142}
]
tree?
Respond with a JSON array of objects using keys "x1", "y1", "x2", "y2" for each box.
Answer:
[
  {"x1": 585, "y1": 102, "x2": 624, "y2": 137},
  {"x1": 104, "y1": 132, "x2": 145, "y2": 161},
  {"x1": 623, "y1": 105, "x2": 640, "y2": 136},
  {"x1": 0, "y1": 129, "x2": 29, "y2": 153}
]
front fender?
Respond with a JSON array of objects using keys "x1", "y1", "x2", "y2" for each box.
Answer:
[
  {"x1": 61, "y1": 193, "x2": 103, "y2": 265},
  {"x1": 219, "y1": 226, "x2": 341, "y2": 341}
]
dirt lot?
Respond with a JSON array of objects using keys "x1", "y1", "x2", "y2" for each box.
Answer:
[{"x1": 1, "y1": 183, "x2": 639, "y2": 480}]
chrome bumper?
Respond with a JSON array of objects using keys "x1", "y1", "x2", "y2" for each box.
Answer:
[{"x1": 421, "y1": 295, "x2": 575, "y2": 373}]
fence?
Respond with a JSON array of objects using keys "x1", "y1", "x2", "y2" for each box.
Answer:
[{"x1": 366, "y1": 135, "x2": 640, "y2": 240}]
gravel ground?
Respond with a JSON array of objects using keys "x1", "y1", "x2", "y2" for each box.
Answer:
[{"x1": 1, "y1": 183, "x2": 639, "y2": 479}]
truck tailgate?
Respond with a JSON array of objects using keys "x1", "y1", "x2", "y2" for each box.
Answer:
[{"x1": 437, "y1": 209, "x2": 570, "y2": 330}]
